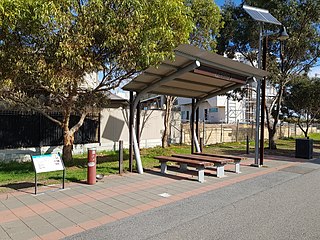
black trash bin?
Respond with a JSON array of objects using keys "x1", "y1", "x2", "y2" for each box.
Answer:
[{"x1": 295, "y1": 138, "x2": 313, "y2": 159}]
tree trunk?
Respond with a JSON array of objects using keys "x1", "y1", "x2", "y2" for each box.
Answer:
[
  {"x1": 162, "y1": 104, "x2": 171, "y2": 148},
  {"x1": 266, "y1": 84, "x2": 285, "y2": 150},
  {"x1": 162, "y1": 96, "x2": 175, "y2": 148},
  {"x1": 61, "y1": 106, "x2": 88, "y2": 161},
  {"x1": 268, "y1": 128, "x2": 277, "y2": 149},
  {"x1": 162, "y1": 125, "x2": 170, "y2": 148},
  {"x1": 298, "y1": 118, "x2": 308, "y2": 138},
  {"x1": 63, "y1": 130, "x2": 74, "y2": 162}
]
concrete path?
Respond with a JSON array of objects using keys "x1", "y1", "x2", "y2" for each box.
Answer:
[{"x1": 0, "y1": 155, "x2": 315, "y2": 240}]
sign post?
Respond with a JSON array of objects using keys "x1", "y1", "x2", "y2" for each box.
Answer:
[{"x1": 31, "y1": 154, "x2": 65, "y2": 195}]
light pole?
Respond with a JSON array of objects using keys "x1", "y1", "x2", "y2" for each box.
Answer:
[
  {"x1": 253, "y1": 22, "x2": 263, "y2": 166},
  {"x1": 260, "y1": 26, "x2": 288, "y2": 165},
  {"x1": 243, "y1": 5, "x2": 288, "y2": 166}
]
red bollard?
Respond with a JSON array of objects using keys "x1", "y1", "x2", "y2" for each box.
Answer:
[{"x1": 87, "y1": 147, "x2": 96, "y2": 185}]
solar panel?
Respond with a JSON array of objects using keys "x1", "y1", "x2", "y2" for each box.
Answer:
[{"x1": 243, "y1": 5, "x2": 281, "y2": 25}]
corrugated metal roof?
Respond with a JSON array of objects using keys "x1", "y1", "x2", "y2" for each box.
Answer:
[{"x1": 123, "y1": 44, "x2": 268, "y2": 101}]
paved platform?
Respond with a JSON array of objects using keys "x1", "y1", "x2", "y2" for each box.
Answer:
[{"x1": 0, "y1": 155, "x2": 308, "y2": 240}]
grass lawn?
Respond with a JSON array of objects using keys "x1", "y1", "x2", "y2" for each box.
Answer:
[{"x1": 0, "y1": 134, "x2": 319, "y2": 193}]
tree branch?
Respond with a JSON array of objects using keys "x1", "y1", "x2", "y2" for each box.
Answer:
[{"x1": 70, "y1": 110, "x2": 88, "y2": 134}]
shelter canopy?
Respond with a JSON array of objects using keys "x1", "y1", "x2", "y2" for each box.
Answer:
[{"x1": 123, "y1": 44, "x2": 268, "y2": 102}]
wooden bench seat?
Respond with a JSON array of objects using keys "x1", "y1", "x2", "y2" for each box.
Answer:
[
  {"x1": 193, "y1": 152, "x2": 246, "y2": 161},
  {"x1": 193, "y1": 152, "x2": 244, "y2": 174},
  {"x1": 172, "y1": 154, "x2": 235, "y2": 178},
  {"x1": 154, "y1": 156, "x2": 211, "y2": 183}
]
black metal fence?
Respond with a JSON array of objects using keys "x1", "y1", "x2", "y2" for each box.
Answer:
[{"x1": 0, "y1": 111, "x2": 100, "y2": 149}]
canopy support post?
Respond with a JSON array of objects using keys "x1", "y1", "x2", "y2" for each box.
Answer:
[
  {"x1": 191, "y1": 99, "x2": 195, "y2": 154},
  {"x1": 129, "y1": 91, "x2": 134, "y2": 172},
  {"x1": 195, "y1": 101, "x2": 201, "y2": 153},
  {"x1": 136, "y1": 100, "x2": 141, "y2": 149}
]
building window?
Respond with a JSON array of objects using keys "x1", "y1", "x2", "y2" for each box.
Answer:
[
  {"x1": 181, "y1": 111, "x2": 185, "y2": 119},
  {"x1": 209, "y1": 107, "x2": 218, "y2": 113},
  {"x1": 204, "y1": 109, "x2": 208, "y2": 121},
  {"x1": 186, "y1": 111, "x2": 189, "y2": 120}
]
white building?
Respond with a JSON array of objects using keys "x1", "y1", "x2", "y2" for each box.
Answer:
[{"x1": 178, "y1": 96, "x2": 246, "y2": 124}]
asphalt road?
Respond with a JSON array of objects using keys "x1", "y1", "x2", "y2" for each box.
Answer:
[{"x1": 65, "y1": 159, "x2": 320, "y2": 240}]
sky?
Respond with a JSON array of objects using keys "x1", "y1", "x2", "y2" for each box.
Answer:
[
  {"x1": 309, "y1": 66, "x2": 320, "y2": 78},
  {"x1": 214, "y1": 0, "x2": 320, "y2": 78},
  {"x1": 215, "y1": 0, "x2": 241, "y2": 7}
]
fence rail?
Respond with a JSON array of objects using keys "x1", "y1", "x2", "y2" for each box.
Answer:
[
  {"x1": 0, "y1": 111, "x2": 100, "y2": 149},
  {"x1": 180, "y1": 122, "x2": 319, "y2": 146}
]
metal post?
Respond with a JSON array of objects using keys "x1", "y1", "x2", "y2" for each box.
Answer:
[
  {"x1": 226, "y1": 98, "x2": 229, "y2": 123},
  {"x1": 98, "y1": 112, "x2": 101, "y2": 145},
  {"x1": 132, "y1": 98, "x2": 143, "y2": 174},
  {"x1": 62, "y1": 169, "x2": 65, "y2": 189},
  {"x1": 119, "y1": 140, "x2": 123, "y2": 174},
  {"x1": 202, "y1": 120, "x2": 205, "y2": 146},
  {"x1": 260, "y1": 36, "x2": 267, "y2": 166},
  {"x1": 194, "y1": 102, "x2": 201, "y2": 152},
  {"x1": 196, "y1": 103, "x2": 199, "y2": 145},
  {"x1": 236, "y1": 120, "x2": 239, "y2": 142},
  {"x1": 280, "y1": 40, "x2": 284, "y2": 73},
  {"x1": 246, "y1": 135, "x2": 250, "y2": 154},
  {"x1": 254, "y1": 23, "x2": 263, "y2": 166},
  {"x1": 180, "y1": 122, "x2": 183, "y2": 144},
  {"x1": 129, "y1": 91, "x2": 134, "y2": 172},
  {"x1": 136, "y1": 101, "x2": 141, "y2": 148},
  {"x1": 254, "y1": 79, "x2": 261, "y2": 166},
  {"x1": 35, "y1": 172, "x2": 37, "y2": 195},
  {"x1": 191, "y1": 99, "x2": 195, "y2": 154}
]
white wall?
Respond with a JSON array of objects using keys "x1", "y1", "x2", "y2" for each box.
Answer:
[
  {"x1": 99, "y1": 108, "x2": 169, "y2": 150},
  {"x1": 180, "y1": 102, "x2": 226, "y2": 123},
  {"x1": 89, "y1": 108, "x2": 181, "y2": 151}
]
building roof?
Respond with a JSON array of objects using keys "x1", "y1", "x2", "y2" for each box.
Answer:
[{"x1": 106, "y1": 92, "x2": 128, "y2": 108}]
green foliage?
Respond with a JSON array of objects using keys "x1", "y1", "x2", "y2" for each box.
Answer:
[
  {"x1": 0, "y1": 0, "x2": 194, "y2": 112},
  {"x1": 0, "y1": 0, "x2": 195, "y2": 160},
  {"x1": 186, "y1": 0, "x2": 223, "y2": 50},
  {"x1": 162, "y1": 0, "x2": 223, "y2": 148},
  {"x1": 284, "y1": 76, "x2": 320, "y2": 117},
  {"x1": 283, "y1": 76, "x2": 320, "y2": 136},
  {"x1": 218, "y1": 0, "x2": 320, "y2": 75},
  {"x1": 217, "y1": 0, "x2": 320, "y2": 147}
]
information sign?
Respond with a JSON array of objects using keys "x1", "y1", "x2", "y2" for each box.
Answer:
[
  {"x1": 32, "y1": 154, "x2": 65, "y2": 173},
  {"x1": 31, "y1": 153, "x2": 65, "y2": 195}
]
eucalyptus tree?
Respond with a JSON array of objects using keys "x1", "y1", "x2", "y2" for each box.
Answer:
[
  {"x1": 162, "y1": 0, "x2": 223, "y2": 147},
  {"x1": 217, "y1": 0, "x2": 320, "y2": 148},
  {"x1": 283, "y1": 76, "x2": 320, "y2": 137},
  {"x1": 0, "y1": 0, "x2": 194, "y2": 161}
]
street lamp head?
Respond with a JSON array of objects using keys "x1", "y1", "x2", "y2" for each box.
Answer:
[{"x1": 278, "y1": 26, "x2": 289, "y2": 41}]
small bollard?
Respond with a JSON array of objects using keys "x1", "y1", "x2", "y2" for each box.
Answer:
[
  {"x1": 87, "y1": 147, "x2": 97, "y2": 185},
  {"x1": 246, "y1": 135, "x2": 249, "y2": 154},
  {"x1": 119, "y1": 140, "x2": 123, "y2": 174}
]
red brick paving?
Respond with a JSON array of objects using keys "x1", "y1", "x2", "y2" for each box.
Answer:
[
  {"x1": 37, "y1": 230, "x2": 65, "y2": 240},
  {"x1": 0, "y1": 155, "x2": 305, "y2": 239},
  {"x1": 59, "y1": 225, "x2": 84, "y2": 236}
]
